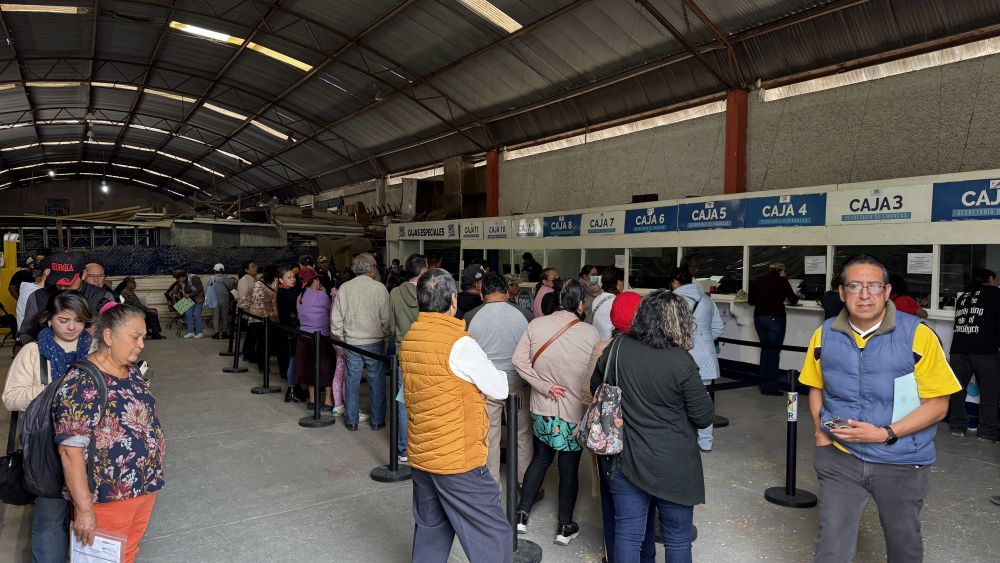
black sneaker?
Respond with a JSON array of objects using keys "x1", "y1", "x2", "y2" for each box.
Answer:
[
  {"x1": 515, "y1": 511, "x2": 529, "y2": 534},
  {"x1": 555, "y1": 521, "x2": 579, "y2": 546}
]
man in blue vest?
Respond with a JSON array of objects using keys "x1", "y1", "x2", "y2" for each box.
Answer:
[{"x1": 799, "y1": 255, "x2": 960, "y2": 563}]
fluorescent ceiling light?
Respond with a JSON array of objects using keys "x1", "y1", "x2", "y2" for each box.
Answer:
[
  {"x1": 203, "y1": 102, "x2": 247, "y2": 121},
  {"x1": 0, "y1": 4, "x2": 90, "y2": 14},
  {"x1": 250, "y1": 120, "x2": 289, "y2": 141},
  {"x1": 24, "y1": 81, "x2": 80, "y2": 88},
  {"x1": 146, "y1": 88, "x2": 198, "y2": 104},
  {"x1": 170, "y1": 20, "x2": 313, "y2": 71},
  {"x1": 456, "y1": 0, "x2": 521, "y2": 34}
]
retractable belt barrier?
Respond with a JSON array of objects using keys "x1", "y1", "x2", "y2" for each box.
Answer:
[{"x1": 764, "y1": 370, "x2": 818, "y2": 508}]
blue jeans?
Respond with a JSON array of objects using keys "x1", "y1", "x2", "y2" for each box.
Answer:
[
  {"x1": 185, "y1": 302, "x2": 204, "y2": 334},
  {"x1": 344, "y1": 342, "x2": 386, "y2": 426},
  {"x1": 754, "y1": 315, "x2": 786, "y2": 392},
  {"x1": 287, "y1": 355, "x2": 295, "y2": 387},
  {"x1": 396, "y1": 364, "x2": 407, "y2": 455},
  {"x1": 598, "y1": 458, "x2": 655, "y2": 563},
  {"x1": 32, "y1": 496, "x2": 69, "y2": 563},
  {"x1": 698, "y1": 379, "x2": 714, "y2": 451},
  {"x1": 607, "y1": 469, "x2": 694, "y2": 563}
]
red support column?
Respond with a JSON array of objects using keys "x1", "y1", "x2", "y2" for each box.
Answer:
[
  {"x1": 724, "y1": 89, "x2": 748, "y2": 194},
  {"x1": 486, "y1": 150, "x2": 500, "y2": 217}
]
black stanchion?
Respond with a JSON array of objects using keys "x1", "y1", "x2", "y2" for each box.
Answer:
[
  {"x1": 764, "y1": 369, "x2": 817, "y2": 508},
  {"x1": 709, "y1": 389, "x2": 729, "y2": 428},
  {"x1": 300, "y1": 331, "x2": 336, "y2": 428},
  {"x1": 251, "y1": 318, "x2": 281, "y2": 394},
  {"x1": 219, "y1": 309, "x2": 236, "y2": 357},
  {"x1": 223, "y1": 309, "x2": 248, "y2": 373},
  {"x1": 371, "y1": 355, "x2": 411, "y2": 482},
  {"x1": 504, "y1": 394, "x2": 542, "y2": 562}
]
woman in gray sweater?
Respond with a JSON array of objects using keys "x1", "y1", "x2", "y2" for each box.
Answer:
[{"x1": 591, "y1": 290, "x2": 714, "y2": 563}]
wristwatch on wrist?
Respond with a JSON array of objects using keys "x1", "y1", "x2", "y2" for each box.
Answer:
[{"x1": 882, "y1": 425, "x2": 898, "y2": 445}]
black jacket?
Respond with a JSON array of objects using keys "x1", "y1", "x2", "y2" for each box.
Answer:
[
  {"x1": 951, "y1": 285, "x2": 1000, "y2": 355},
  {"x1": 591, "y1": 335, "x2": 714, "y2": 506}
]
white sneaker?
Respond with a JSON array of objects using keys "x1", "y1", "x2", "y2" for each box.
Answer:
[
  {"x1": 331, "y1": 405, "x2": 345, "y2": 417},
  {"x1": 398, "y1": 454, "x2": 408, "y2": 464},
  {"x1": 183, "y1": 332, "x2": 195, "y2": 338},
  {"x1": 359, "y1": 412, "x2": 370, "y2": 423},
  {"x1": 194, "y1": 333, "x2": 204, "y2": 339}
]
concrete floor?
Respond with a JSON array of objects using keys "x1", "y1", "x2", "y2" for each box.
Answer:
[{"x1": 1, "y1": 337, "x2": 999, "y2": 562}]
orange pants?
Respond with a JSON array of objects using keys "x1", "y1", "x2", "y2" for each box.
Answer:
[{"x1": 91, "y1": 492, "x2": 157, "y2": 563}]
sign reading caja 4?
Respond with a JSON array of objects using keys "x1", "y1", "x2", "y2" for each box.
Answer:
[
  {"x1": 582, "y1": 210, "x2": 625, "y2": 235},
  {"x1": 544, "y1": 214, "x2": 581, "y2": 237},
  {"x1": 624, "y1": 205, "x2": 678, "y2": 233},
  {"x1": 744, "y1": 194, "x2": 826, "y2": 228},
  {"x1": 932, "y1": 178, "x2": 1000, "y2": 221},
  {"x1": 678, "y1": 199, "x2": 744, "y2": 231}
]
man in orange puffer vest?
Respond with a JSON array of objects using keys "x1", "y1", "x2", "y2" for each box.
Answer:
[{"x1": 400, "y1": 268, "x2": 513, "y2": 563}]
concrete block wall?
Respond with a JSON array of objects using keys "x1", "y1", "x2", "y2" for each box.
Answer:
[
  {"x1": 748, "y1": 53, "x2": 1000, "y2": 191},
  {"x1": 499, "y1": 113, "x2": 726, "y2": 215}
]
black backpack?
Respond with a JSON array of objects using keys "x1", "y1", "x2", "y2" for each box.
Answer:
[{"x1": 21, "y1": 358, "x2": 107, "y2": 498}]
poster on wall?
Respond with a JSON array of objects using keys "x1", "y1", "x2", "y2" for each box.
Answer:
[
  {"x1": 484, "y1": 219, "x2": 510, "y2": 239},
  {"x1": 514, "y1": 217, "x2": 543, "y2": 238},
  {"x1": 826, "y1": 185, "x2": 932, "y2": 225},
  {"x1": 931, "y1": 178, "x2": 1000, "y2": 221},
  {"x1": 906, "y1": 253, "x2": 933, "y2": 275},
  {"x1": 398, "y1": 222, "x2": 460, "y2": 240},
  {"x1": 744, "y1": 194, "x2": 826, "y2": 228},
  {"x1": 582, "y1": 210, "x2": 625, "y2": 235},
  {"x1": 461, "y1": 221, "x2": 483, "y2": 240},
  {"x1": 544, "y1": 214, "x2": 581, "y2": 237},
  {"x1": 678, "y1": 199, "x2": 744, "y2": 231},
  {"x1": 624, "y1": 205, "x2": 678, "y2": 233},
  {"x1": 804, "y1": 256, "x2": 826, "y2": 275}
]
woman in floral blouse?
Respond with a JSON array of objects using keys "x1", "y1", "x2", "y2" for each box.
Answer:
[
  {"x1": 54, "y1": 302, "x2": 164, "y2": 563},
  {"x1": 244, "y1": 264, "x2": 278, "y2": 373}
]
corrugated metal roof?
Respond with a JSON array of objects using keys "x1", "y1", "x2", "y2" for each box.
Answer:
[{"x1": 0, "y1": 0, "x2": 997, "y2": 200}]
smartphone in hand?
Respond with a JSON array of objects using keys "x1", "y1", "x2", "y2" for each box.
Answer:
[{"x1": 823, "y1": 417, "x2": 851, "y2": 430}]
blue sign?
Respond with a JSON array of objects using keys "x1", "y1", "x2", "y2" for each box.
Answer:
[
  {"x1": 745, "y1": 194, "x2": 826, "y2": 228},
  {"x1": 543, "y1": 214, "x2": 581, "y2": 237},
  {"x1": 932, "y1": 179, "x2": 1000, "y2": 221},
  {"x1": 625, "y1": 206, "x2": 678, "y2": 233},
  {"x1": 678, "y1": 199, "x2": 744, "y2": 231}
]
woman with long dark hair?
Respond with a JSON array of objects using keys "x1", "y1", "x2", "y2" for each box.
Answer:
[
  {"x1": 592, "y1": 290, "x2": 714, "y2": 563},
  {"x1": 513, "y1": 279, "x2": 600, "y2": 546}
]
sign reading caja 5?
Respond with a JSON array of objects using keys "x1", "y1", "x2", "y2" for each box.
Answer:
[
  {"x1": 624, "y1": 205, "x2": 678, "y2": 233},
  {"x1": 932, "y1": 179, "x2": 1000, "y2": 221},
  {"x1": 744, "y1": 194, "x2": 826, "y2": 228},
  {"x1": 678, "y1": 199, "x2": 744, "y2": 231},
  {"x1": 544, "y1": 214, "x2": 581, "y2": 237}
]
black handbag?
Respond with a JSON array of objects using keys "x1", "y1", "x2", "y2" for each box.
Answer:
[{"x1": 0, "y1": 411, "x2": 36, "y2": 505}]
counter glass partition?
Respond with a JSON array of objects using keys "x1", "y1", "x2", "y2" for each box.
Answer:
[
  {"x1": 629, "y1": 247, "x2": 678, "y2": 289},
  {"x1": 545, "y1": 249, "x2": 582, "y2": 282},
  {"x1": 514, "y1": 249, "x2": 540, "y2": 282},
  {"x1": 750, "y1": 245, "x2": 828, "y2": 299},
  {"x1": 584, "y1": 248, "x2": 625, "y2": 271},
  {"x1": 939, "y1": 244, "x2": 1000, "y2": 307},
  {"x1": 680, "y1": 246, "x2": 743, "y2": 294},
  {"x1": 424, "y1": 241, "x2": 461, "y2": 277},
  {"x1": 834, "y1": 244, "x2": 932, "y2": 301}
]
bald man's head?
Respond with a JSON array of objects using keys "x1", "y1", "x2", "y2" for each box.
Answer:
[{"x1": 84, "y1": 263, "x2": 106, "y2": 288}]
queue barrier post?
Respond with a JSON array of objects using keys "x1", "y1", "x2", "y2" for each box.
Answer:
[
  {"x1": 370, "y1": 354, "x2": 411, "y2": 482},
  {"x1": 222, "y1": 308, "x2": 248, "y2": 373},
  {"x1": 219, "y1": 305, "x2": 236, "y2": 357},
  {"x1": 504, "y1": 393, "x2": 542, "y2": 562},
  {"x1": 764, "y1": 369, "x2": 817, "y2": 508},
  {"x1": 251, "y1": 317, "x2": 281, "y2": 394},
  {"x1": 300, "y1": 331, "x2": 336, "y2": 428}
]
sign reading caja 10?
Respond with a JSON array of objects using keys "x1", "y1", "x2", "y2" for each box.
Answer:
[
  {"x1": 484, "y1": 219, "x2": 510, "y2": 239},
  {"x1": 932, "y1": 178, "x2": 1000, "y2": 221},
  {"x1": 744, "y1": 193, "x2": 826, "y2": 228}
]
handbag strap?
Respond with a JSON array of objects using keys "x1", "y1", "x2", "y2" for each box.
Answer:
[
  {"x1": 604, "y1": 335, "x2": 623, "y2": 386},
  {"x1": 5, "y1": 411, "x2": 17, "y2": 455},
  {"x1": 531, "y1": 319, "x2": 580, "y2": 366}
]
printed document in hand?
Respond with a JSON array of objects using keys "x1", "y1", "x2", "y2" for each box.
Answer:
[
  {"x1": 892, "y1": 373, "x2": 921, "y2": 423},
  {"x1": 70, "y1": 526, "x2": 125, "y2": 563}
]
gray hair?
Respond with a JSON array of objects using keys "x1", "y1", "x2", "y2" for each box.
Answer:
[
  {"x1": 351, "y1": 253, "x2": 377, "y2": 276},
  {"x1": 839, "y1": 254, "x2": 889, "y2": 285},
  {"x1": 90, "y1": 304, "x2": 145, "y2": 353},
  {"x1": 417, "y1": 268, "x2": 457, "y2": 313}
]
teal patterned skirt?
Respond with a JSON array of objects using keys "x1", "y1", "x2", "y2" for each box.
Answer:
[{"x1": 531, "y1": 414, "x2": 582, "y2": 452}]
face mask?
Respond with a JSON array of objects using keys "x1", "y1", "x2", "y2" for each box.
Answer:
[{"x1": 589, "y1": 276, "x2": 601, "y2": 286}]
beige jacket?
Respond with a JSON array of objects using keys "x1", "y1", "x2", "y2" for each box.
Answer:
[
  {"x1": 330, "y1": 274, "x2": 391, "y2": 345},
  {"x1": 513, "y1": 310, "x2": 600, "y2": 424},
  {"x1": 2, "y1": 342, "x2": 72, "y2": 412}
]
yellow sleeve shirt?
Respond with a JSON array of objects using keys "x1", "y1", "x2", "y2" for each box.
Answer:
[{"x1": 798, "y1": 323, "x2": 961, "y2": 398}]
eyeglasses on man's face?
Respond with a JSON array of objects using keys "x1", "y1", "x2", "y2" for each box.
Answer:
[
  {"x1": 86, "y1": 274, "x2": 105, "y2": 281},
  {"x1": 843, "y1": 282, "x2": 886, "y2": 295}
]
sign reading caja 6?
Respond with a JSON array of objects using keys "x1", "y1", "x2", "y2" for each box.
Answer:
[
  {"x1": 932, "y1": 179, "x2": 1000, "y2": 221},
  {"x1": 624, "y1": 205, "x2": 678, "y2": 233}
]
